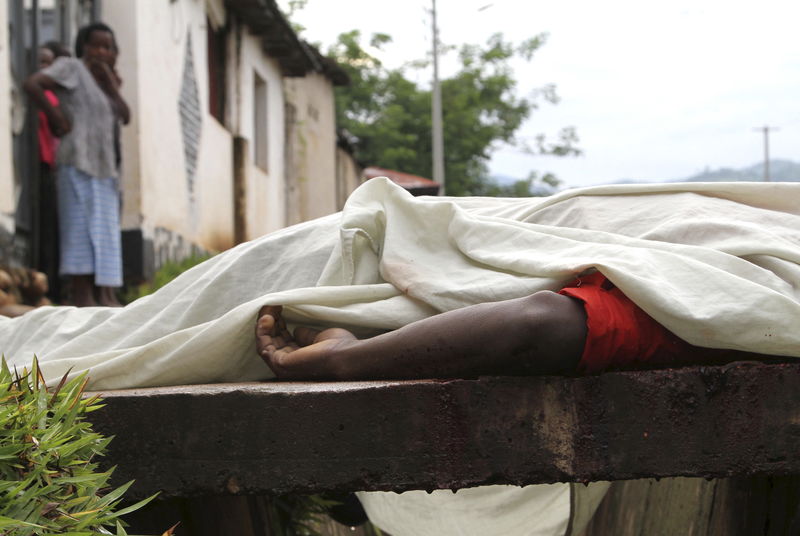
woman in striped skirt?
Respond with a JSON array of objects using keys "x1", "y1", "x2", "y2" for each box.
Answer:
[{"x1": 25, "y1": 23, "x2": 129, "y2": 306}]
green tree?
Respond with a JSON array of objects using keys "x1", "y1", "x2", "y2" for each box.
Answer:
[{"x1": 330, "y1": 31, "x2": 580, "y2": 196}]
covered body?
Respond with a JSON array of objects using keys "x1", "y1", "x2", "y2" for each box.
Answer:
[
  {"x1": 2, "y1": 178, "x2": 799, "y2": 388},
  {"x1": 2, "y1": 178, "x2": 799, "y2": 536}
]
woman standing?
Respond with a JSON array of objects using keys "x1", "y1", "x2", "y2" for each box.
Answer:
[{"x1": 24, "y1": 23, "x2": 129, "y2": 306}]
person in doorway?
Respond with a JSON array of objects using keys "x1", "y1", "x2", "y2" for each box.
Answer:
[
  {"x1": 35, "y1": 41, "x2": 71, "y2": 303},
  {"x1": 24, "y1": 23, "x2": 130, "y2": 307}
]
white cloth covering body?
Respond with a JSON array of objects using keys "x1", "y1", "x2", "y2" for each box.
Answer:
[{"x1": 2, "y1": 178, "x2": 800, "y2": 536}]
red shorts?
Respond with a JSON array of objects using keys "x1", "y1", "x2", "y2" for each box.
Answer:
[{"x1": 558, "y1": 272, "x2": 730, "y2": 373}]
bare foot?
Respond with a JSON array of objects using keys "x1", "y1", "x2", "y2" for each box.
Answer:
[{"x1": 255, "y1": 305, "x2": 357, "y2": 380}]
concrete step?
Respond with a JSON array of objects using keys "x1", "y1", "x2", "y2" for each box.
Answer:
[{"x1": 87, "y1": 361, "x2": 800, "y2": 499}]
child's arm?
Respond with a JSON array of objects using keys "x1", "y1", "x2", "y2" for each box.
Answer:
[{"x1": 23, "y1": 73, "x2": 70, "y2": 136}]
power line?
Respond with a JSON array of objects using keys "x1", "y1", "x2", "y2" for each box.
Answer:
[{"x1": 431, "y1": 0, "x2": 445, "y2": 193}]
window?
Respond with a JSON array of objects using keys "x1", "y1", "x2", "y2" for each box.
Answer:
[
  {"x1": 253, "y1": 72, "x2": 268, "y2": 171},
  {"x1": 206, "y1": 17, "x2": 226, "y2": 123}
]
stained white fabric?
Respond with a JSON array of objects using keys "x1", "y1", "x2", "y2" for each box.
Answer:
[
  {"x1": 358, "y1": 485, "x2": 572, "y2": 536},
  {"x1": 356, "y1": 481, "x2": 610, "y2": 536},
  {"x1": 2, "y1": 178, "x2": 799, "y2": 536},
  {"x1": 3, "y1": 178, "x2": 798, "y2": 388}
]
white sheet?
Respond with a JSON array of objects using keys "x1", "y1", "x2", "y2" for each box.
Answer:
[
  {"x1": 2, "y1": 178, "x2": 799, "y2": 536},
  {"x1": 3, "y1": 178, "x2": 798, "y2": 388}
]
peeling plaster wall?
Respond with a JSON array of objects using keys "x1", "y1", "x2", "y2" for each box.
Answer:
[
  {"x1": 105, "y1": 0, "x2": 215, "y2": 257},
  {"x1": 194, "y1": 117, "x2": 235, "y2": 251},
  {"x1": 131, "y1": 0, "x2": 232, "y2": 254},
  {"x1": 102, "y1": 1, "x2": 142, "y2": 233},
  {"x1": 235, "y1": 24, "x2": 285, "y2": 240},
  {"x1": 104, "y1": 0, "x2": 238, "y2": 263},
  {"x1": 104, "y1": 0, "x2": 291, "y2": 261},
  {"x1": 336, "y1": 146, "x2": 362, "y2": 211},
  {"x1": 283, "y1": 73, "x2": 338, "y2": 225}
]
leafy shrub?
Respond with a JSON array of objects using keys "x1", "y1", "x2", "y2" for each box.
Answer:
[{"x1": 0, "y1": 358, "x2": 155, "y2": 535}]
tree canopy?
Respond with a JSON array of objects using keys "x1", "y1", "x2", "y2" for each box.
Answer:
[{"x1": 329, "y1": 30, "x2": 580, "y2": 196}]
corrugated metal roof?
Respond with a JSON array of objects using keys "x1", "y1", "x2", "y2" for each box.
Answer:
[
  {"x1": 363, "y1": 166, "x2": 441, "y2": 195},
  {"x1": 224, "y1": 0, "x2": 347, "y2": 84}
]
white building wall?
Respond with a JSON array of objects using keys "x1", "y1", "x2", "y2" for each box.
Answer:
[
  {"x1": 284, "y1": 73, "x2": 338, "y2": 225},
  {"x1": 0, "y1": 5, "x2": 15, "y2": 228},
  {"x1": 101, "y1": 0, "x2": 141, "y2": 231},
  {"x1": 104, "y1": 0, "x2": 291, "y2": 255},
  {"x1": 105, "y1": 0, "x2": 236, "y2": 254},
  {"x1": 3, "y1": 0, "x2": 327, "y2": 272},
  {"x1": 236, "y1": 26, "x2": 286, "y2": 239},
  {"x1": 336, "y1": 146, "x2": 362, "y2": 210}
]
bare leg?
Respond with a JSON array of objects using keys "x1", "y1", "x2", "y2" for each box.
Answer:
[
  {"x1": 96, "y1": 285, "x2": 122, "y2": 307},
  {"x1": 256, "y1": 291, "x2": 587, "y2": 380},
  {"x1": 0, "y1": 304, "x2": 36, "y2": 318},
  {"x1": 70, "y1": 275, "x2": 97, "y2": 307}
]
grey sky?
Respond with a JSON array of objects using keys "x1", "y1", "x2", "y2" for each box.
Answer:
[{"x1": 282, "y1": 0, "x2": 800, "y2": 187}]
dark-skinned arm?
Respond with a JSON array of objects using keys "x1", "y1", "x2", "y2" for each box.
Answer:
[
  {"x1": 23, "y1": 73, "x2": 70, "y2": 136},
  {"x1": 88, "y1": 60, "x2": 130, "y2": 124},
  {"x1": 257, "y1": 291, "x2": 588, "y2": 381}
]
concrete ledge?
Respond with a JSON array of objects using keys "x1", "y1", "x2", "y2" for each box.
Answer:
[{"x1": 87, "y1": 361, "x2": 800, "y2": 498}]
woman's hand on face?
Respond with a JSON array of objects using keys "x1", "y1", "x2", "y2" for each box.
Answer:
[{"x1": 87, "y1": 59, "x2": 118, "y2": 93}]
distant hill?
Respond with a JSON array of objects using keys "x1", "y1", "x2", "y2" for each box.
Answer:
[
  {"x1": 486, "y1": 173, "x2": 559, "y2": 196},
  {"x1": 490, "y1": 160, "x2": 800, "y2": 190},
  {"x1": 684, "y1": 159, "x2": 800, "y2": 182},
  {"x1": 489, "y1": 173, "x2": 520, "y2": 187}
]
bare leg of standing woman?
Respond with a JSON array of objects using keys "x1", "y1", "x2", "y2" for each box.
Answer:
[
  {"x1": 70, "y1": 275, "x2": 96, "y2": 307},
  {"x1": 96, "y1": 285, "x2": 122, "y2": 307}
]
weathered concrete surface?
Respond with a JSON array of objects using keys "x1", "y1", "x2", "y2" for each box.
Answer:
[{"x1": 87, "y1": 361, "x2": 800, "y2": 499}]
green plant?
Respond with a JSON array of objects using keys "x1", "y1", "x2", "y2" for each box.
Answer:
[
  {"x1": 265, "y1": 494, "x2": 336, "y2": 536},
  {"x1": 265, "y1": 494, "x2": 383, "y2": 536},
  {"x1": 0, "y1": 358, "x2": 156, "y2": 535}
]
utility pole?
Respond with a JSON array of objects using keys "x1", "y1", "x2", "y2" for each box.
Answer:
[
  {"x1": 753, "y1": 125, "x2": 779, "y2": 182},
  {"x1": 431, "y1": 0, "x2": 445, "y2": 194}
]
